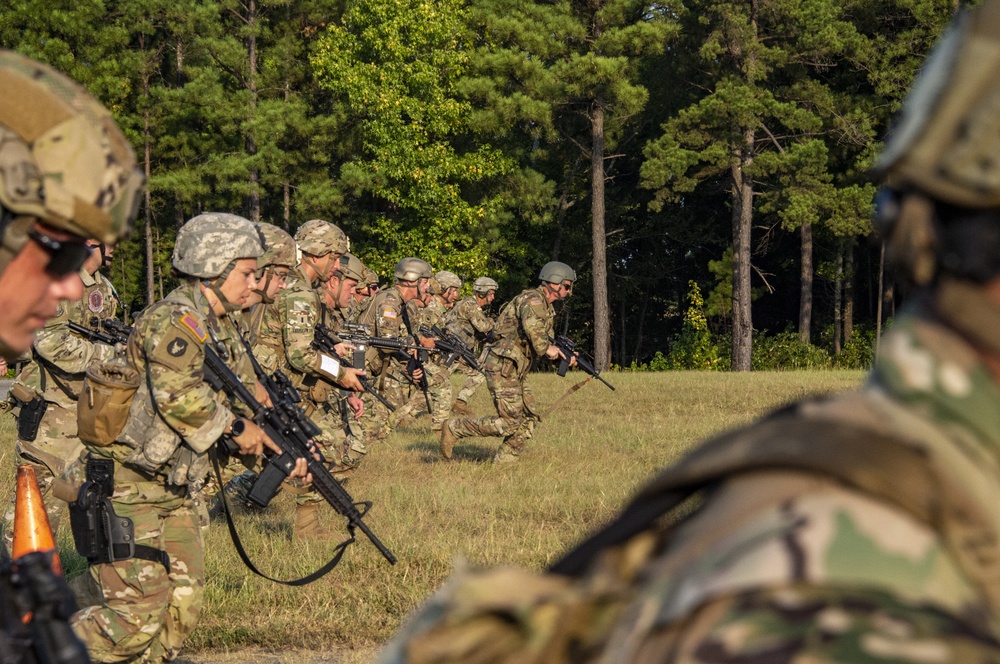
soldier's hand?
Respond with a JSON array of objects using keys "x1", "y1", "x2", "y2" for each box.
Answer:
[
  {"x1": 347, "y1": 393, "x2": 365, "y2": 419},
  {"x1": 338, "y1": 366, "x2": 366, "y2": 392},
  {"x1": 254, "y1": 380, "x2": 273, "y2": 407},
  {"x1": 334, "y1": 341, "x2": 355, "y2": 357},
  {"x1": 544, "y1": 344, "x2": 566, "y2": 361},
  {"x1": 231, "y1": 419, "x2": 276, "y2": 457},
  {"x1": 419, "y1": 336, "x2": 436, "y2": 349}
]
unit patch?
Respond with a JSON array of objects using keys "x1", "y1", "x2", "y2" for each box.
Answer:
[
  {"x1": 382, "y1": 309, "x2": 397, "y2": 319},
  {"x1": 167, "y1": 337, "x2": 189, "y2": 357},
  {"x1": 88, "y1": 290, "x2": 105, "y2": 313},
  {"x1": 179, "y1": 313, "x2": 208, "y2": 342}
]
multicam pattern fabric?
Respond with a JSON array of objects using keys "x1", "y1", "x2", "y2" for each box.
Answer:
[
  {"x1": 381, "y1": 303, "x2": 1000, "y2": 662},
  {"x1": 72, "y1": 282, "x2": 252, "y2": 663},
  {"x1": 444, "y1": 296, "x2": 495, "y2": 348}
]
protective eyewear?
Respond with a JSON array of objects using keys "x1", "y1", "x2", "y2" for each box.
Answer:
[{"x1": 28, "y1": 228, "x2": 92, "y2": 277}]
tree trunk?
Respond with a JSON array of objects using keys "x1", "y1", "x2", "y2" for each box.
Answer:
[
  {"x1": 552, "y1": 157, "x2": 581, "y2": 261},
  {"x1": 141, "y1": 34, "x2": 155, "y2": 307},
  {"x1": 730, "y1": 126, "x2": 755, "y2": 372},
  {"x1": 844, "y1": 240, "x2": 854, "y2": 345},
  {"x1": 833, "y1": 246, "x2": 843, "y2": 354},
  {"x1": 799, "y1": 221, "x2": 812, "y2": 344},
  {"x1": 633, "y1": 290, "x2": 649, "y2": 364},
  {"x1": 591, "y1": 103, "x2": 611, "y2": 371},
  {"x1": 246, "y1": 0, "x2": 260, "y2": 222}
]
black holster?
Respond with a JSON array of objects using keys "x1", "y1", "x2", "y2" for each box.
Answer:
[
  {"x1": 68, "y1": 458, "x2": 135, "y2": 565},
  {"x1": 16, "y1": 398, "x2": 47, "y2": 442}
]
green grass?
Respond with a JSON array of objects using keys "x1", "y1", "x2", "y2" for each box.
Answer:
[{"x1": 0, "y1": 370, "x2": 864, "y2": 658}]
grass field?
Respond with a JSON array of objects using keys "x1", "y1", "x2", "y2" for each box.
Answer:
[{"x1": 0, "y1": 370, "x2": 865, "y2": 660}]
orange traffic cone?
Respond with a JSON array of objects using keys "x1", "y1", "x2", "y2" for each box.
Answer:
[{"x1": 12, "y1": 464, "x2": 62, "y2": 575}]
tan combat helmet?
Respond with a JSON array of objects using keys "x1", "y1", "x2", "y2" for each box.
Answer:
[
  {"x1": 0, "y1": 50, "x2": 143, "y2": 274},
  {"x1": 335, "y1": 253, "x2": 366, "y2": 283},
  {"x1": 363, "y1": 266, "x2": 380, "y2": 289},
  {"x1": 256, "y1": 223, "x2": 296, "y2": 269},
  {"x1": 435, "y1": 270, "x2": 462, "y2": 292},
  {"x1": 538, "y1": 261, "x2": 576, "y2": 284},
  {"x1": 295, "y1": 219, "x2": 350, "y2": 257},
  {"x1": 394, "y1": 257, "x2": 433, "y2": 283},
  {"x1": 473, "y1": 276, "x2": 499, "y2": 295}
]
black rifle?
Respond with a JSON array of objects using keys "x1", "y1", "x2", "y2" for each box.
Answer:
[
  {"x1": 313, "y1": 324, "x2": 395, "y2": 412},
  {"x1": 67, "y1": 316, "x2": 132, "y2": 347},
  {"x1": 551, "y1": 335, "x2": 616, "y2": 391},
  {"x1": 419, "y1": 325, "x2": 482, "y2": 372},
  {"x1": 201, "y1": 345, "x2": 397, "y2": 565},
  {"x1": 337, "y1": 322, "x2": 433, "y2": 410}
]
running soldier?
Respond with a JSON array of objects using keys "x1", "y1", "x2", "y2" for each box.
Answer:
[
  {"x1": 439, "y1": 262, "x2": 575, "y2": 462},
  {"x1": 445, "y1": 276, "x2": 497, "y2": 416}
]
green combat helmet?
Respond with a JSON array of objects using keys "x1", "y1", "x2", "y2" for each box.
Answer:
[
  {"x1": 335, "y1": 253, "x2": 366, "y2": 283},
  {"x1": 295, "y1": 219, "x2": 350, "y2": 257},
  {"x1": 363, "y1": 267, "x2": 380, "y2": 289},
  {"x1": 0, "y1": 50, "x2": 144, "y2": 275},
  {"x1": 435, "y1": 270, "x2": 462, "y2": 291},
  {"x1": 172, "y1": 212, "x2": 264, "y2": 279},
  {"x1": 394, "y1": 257, "x2": 433, "y2": 283},
  {"x1": 538, "y1": 261, "x2": 576, "y2": 284},
  {"x1": 473, "y1": 277, "x2": 498, "y2": 295},
  {"x1": 256, "y1": 223, "x2": 296, "y2": 270}
]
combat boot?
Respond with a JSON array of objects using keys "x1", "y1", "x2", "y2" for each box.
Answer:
[
  {"x1": 451, "y1": 399, "x2": 473, "y2": 417},
  {"x1": 294, "y1": 502, "x2": 329, "y2": 542},
  {"x1": 493, "y1": 443, "x2": 519, "y2": 464},
  {"x1": 440, "y1": 419, "x2": 457, "y2": 460}
]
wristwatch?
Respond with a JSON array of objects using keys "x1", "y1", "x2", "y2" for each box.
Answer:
[{"x1": 229, "y1": 417, "x2": 246, "y2": 437}]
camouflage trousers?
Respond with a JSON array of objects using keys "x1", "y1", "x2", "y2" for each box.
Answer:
[
  {"x1": 392, "y1": 359, "x2": 454, "y2": 431},
  {"x1": 347, "y1": 364, "x2": 412, "y2": 453},
  {"x1": 2, "y1": 402, "x2": 82, "y2": 553},
  {"x1": 453, "y1": 362, "x2": 486, "y2": 405},
  {"x1": 448, "y1": 356, "x2": 537, "y2": 457},
  {"x1": 71, "y1": 475, "x2": 203, "y2": 664}
]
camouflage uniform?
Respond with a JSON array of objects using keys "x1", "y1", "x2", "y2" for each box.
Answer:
[
  {"x1": 444, "y1": 288, "x2": 553, "y2": 460},
  {"x1": 392, "y1": 296, "x2": 454, "y2": 430},
  {"x1": 382, "y1": 301, "x2": 1000, "y2": 662},
  {"x1": 2, "y1": 268, "x2": 119, "y2": 549},
  {"x1": 253, "y1": 265, "x2": 350, "y2": 497},
  {"x1": 72, "y1": 282, "x2": 253, "y2": 663},
  {"x1": 444, "y1": 295, "x2": 495, "y2": 405}
]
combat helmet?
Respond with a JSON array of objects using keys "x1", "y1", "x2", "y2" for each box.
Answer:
[
  {"x1": 363, "y1": 266, "x2": 380, "y2": 289},
  {"x1": 538, "y1": 261, "x2": 577, "y2": 284},
  {"x1": 473, "y1": 276, "x2": 499, "y2": 295},
  {"x1": 334, "y1": 253, "x2": 366, "y2": 283},
  {"x1": 173, "y1": 212, "x2": 264, "y2": 279},
  {"x1": 0, "y1": 50, "x2": 143, "y2": 275},
  {"x1": 295, "y1": 219, "x2": 349, "y2": 256},
  {"x1": 394, "y1": 257, "x2": 433, "y2": 282},
  {"x1": 435, "y1": 270, "x2": 462, "y2": 291},
  {"x1": 256, "y1": 223, "x2": 296, "y2": 269}
]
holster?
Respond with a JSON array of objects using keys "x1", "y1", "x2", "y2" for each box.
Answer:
[{"x1": 16, "y1": 397, "x2": 47, "y2": 442}]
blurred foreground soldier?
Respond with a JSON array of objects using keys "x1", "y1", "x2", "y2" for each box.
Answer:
[
  {"x1": 0, "y1": 50, "x2": 141, "y2": 664},
  {"x1": 439, "y1": 263, "x2": 574, "y2": 462},
  {"x1": 70, "y1": 213, "x2": 308, "y2": 663},
  {"x1": 381, "y1": 4, "x2": 1000, "y2": 661},
  {"x1": 445, "y1": 276, "x2": 497, "y2": 416}
]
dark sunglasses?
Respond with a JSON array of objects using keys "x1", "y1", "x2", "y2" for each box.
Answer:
[{"x1": 28, "y1": 229, "x2": 92, "y2": 277}]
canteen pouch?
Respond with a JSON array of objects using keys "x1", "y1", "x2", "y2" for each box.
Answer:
[
  {"x1": 16, "y1": 396, "x2": 47, "y2": 442},
  {"x1": 78, "y1": 360, "x2": 140, "y2": 446}
]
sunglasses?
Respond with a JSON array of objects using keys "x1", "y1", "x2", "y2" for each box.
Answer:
[{"x1": 28, "y1": 228, "x2": 92, "y2": 277}]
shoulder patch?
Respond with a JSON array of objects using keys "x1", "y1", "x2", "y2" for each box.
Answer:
[
  {"x1": 529, "y1": 299, "x2": 542, "y2": 306},
  {"x1": 166, "y1": 337, "x2": 189, "y2": 357},
  {"x1": 382, "y1": 309, "x2": 397, "y2": 320},
  {"x1": 179, "y1": 312, "x2": 208, "y2": 342},
  {"x1": 88, "y1": 290, "x2": 104, "y2": 313}
]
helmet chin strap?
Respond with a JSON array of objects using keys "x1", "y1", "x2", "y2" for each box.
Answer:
[
  {"x1": 204, "y1": 261, "x2": 242, "y2": 313},
  {"x1": 253, "y1": 266, "x2": 276, "y2": 305},
  {"x1": 303, "y1": 255, "x2": 333, "y2": 287}
]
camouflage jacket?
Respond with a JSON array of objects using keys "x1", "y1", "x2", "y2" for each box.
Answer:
[
  {"x1": 421, "y1": 296, "x2": 448, "y2": 330},
  {"x1": 93, "y1": 282, "x2": 253, "y2": 488},
  {"x1": 486, "y1": 288, "x2": 553, "y2": 375},
  {"x1": 358, "y1": 285, "x2": 417, "y2": 373},
  {"x1": 381, "y1": 303, "x2": 1000, "y2": 663},
  {"x1": 16, "y1": 268, "x2": 119, "y2": 408},
  {"x1": 253, "y1": 265, "x2": 345, "y2": 396},
  {"x1": 444, "y1": 296, "x2": 494, "y2": 348}
]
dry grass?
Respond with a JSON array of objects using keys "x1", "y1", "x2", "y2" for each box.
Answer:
[{"x1": 0, "y1": 370, "x2": 864, "y2": 659}]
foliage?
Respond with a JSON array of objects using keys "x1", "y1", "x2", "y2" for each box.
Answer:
[
  {"x1": 667, "y1": 281, "x2": 722, "y2": 370},
  {"x1": 751, "y1": 330, "x2": 832, "y2": 371}
]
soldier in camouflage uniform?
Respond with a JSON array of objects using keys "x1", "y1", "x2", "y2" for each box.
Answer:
[
  {"x1": 439, "y1": 262, "x2": 575, "y2": 462},
  {"x1": 1, "y1": 236, "x2": 121, "y2": 551},
  {"x1": 71, "y1": 214, "x2": 307, "y2": 663},
  {"x1": 347, "y1": 265, "x2": 380, "y2": 322},
  {"x1": 445, "y1": 276, "x2": 497, "y2": 416},
  {"x1": 0, "y1": 50, "x2": 141, "y2": 663},
  {"x1": 252, "y1": 219, "x2": 365, "y2": 538},
  {"x1": 393, "y1": 271, "x2": 461, "y2": 428},
  {"x1": 351, "y1": 258, "x2": 433, "y2": 450},
  {"x1": 381, "y1": 3, "x2": 1000, "y2": 661}
]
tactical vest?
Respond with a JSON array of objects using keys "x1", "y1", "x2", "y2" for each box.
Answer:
[
  {"x1": 489, "y1": 288, "x2": 547, "y2": 369},
  {"x1": 549, "y1": 390, "x2": 1000, "y2": 635}
]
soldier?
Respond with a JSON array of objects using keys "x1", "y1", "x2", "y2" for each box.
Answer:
[
  {"x1": 445, "y1": 276, "x2": 497, "y2": 416},
  {"x1": 382, "y1": 3, "x2": 1000, "y2": 661},
  {"x1": 351, "y1": 258, "x2": 433, "y2": 450},
  {"x1": 252, "y1": 218, "x2": 364, "y2": 538},
  {"x1": 0, "y1": 49, "x2": 141, "y2": 664},
  {"x1": 2, "y1": 237, "x2": 122, "y2": 552},
  {"x1": 242, "y1": 222, "x2": 296, "y2": 345},
  {"x1": 347, "y1": 265, "x2": 380, "y2": 322},
  {"x1": 70, "y1": 213, "x2": 308, "y2": 663},
  {"x1": 438, "y1": 262, "x2": 575, "y2": 462}
]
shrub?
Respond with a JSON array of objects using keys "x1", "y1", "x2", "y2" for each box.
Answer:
[
  {"x1": 667, "y1": 282, "x2": 723, "y2": 370},
  {"x1": 751, "y1": 330, "x2": 831, "y2": 370}
]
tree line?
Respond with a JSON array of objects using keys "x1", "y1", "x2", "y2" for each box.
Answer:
[{"x1": 0, "y1": 0, "x2": 961, "y2": 370}]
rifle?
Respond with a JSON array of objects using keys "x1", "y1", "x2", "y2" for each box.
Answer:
[
  {"x1": 337, "y1": 322, "x2": 433, "y2": 411},
  {"x1": 419, "y1": 325, "x2": 482, "y2": 372},
  {"x1": 67, "y1": 316, "x2": 132, "y2": 346},
  {"x1": 551, "y1": 335, "x2": 616, "y2": 391},
  {"x1": 201, "y1": 345, "x2": 397, "y2": 565},
  {"x1": 313, "y1": 324, "x2": 395, "y2": 412}
]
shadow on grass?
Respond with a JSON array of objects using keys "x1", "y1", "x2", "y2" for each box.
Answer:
[{"x1": 404, "y1": 440, "x2": 495, "y2": 463}]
